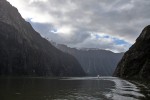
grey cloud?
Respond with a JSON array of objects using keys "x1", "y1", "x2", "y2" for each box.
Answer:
[
  {"x1": 30, "y1": 22, "x2": 91, "y2": 45},
  {"x1": 7, "y1": 0, "x2": 150, "y2": 52}
]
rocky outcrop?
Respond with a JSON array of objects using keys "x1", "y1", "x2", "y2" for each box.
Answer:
[
  {"x1": 53, "y1": 43, "x2": 123, "y2": 76},
  {"x1": 0, "y1": 0, "x2": 85, "y2": 76},
  {"x1": 114, "y1": 25, "x2": 150, "y2": 79}
]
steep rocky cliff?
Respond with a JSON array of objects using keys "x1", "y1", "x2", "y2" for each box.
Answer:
[
  {"x1": 0, "y1": 0, "x2": 85, "y2": 76},
  {"x1": 114, "y1": 25, "x2": 150, "y2": 79},
  {"x1": 53, "y1": 43, "x2": 123, "y2": 76}
]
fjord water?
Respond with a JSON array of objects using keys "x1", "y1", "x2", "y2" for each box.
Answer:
[{"x1": 0, "y1": 77, "x2": 149, "y2": 100}]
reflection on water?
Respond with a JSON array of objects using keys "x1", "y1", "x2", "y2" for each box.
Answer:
[{"x1": 0, "y1": 77, "x2": 149, "y2": 100}]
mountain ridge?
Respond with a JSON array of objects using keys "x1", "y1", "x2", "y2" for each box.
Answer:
[
  {"x1": 114, "y1": 25, "x2": 150, "y2": 79},
  {"x1": 0, "y1": 0, "x2": 85, "y2": 76},
  {"x1": 52, "y1": 42, "x2": 123, "y2": 76}
]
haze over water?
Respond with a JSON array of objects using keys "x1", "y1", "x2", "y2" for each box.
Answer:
[{"x1": 0, "y1": 77, "x2": 149, "y2": 100}]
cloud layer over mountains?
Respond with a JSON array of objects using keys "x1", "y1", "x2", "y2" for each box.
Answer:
[{"x1": 7, "y1": 0, "x2": 150, "y2": 52}]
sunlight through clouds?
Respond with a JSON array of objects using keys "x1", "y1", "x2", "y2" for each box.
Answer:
[{"x1": 6, "y1": 0, "x2": 150, "y2": 52}]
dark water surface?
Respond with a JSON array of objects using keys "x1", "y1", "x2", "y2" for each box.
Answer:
[{"x1": 0, "y1": 77, "x2": 149, "y2": 100}]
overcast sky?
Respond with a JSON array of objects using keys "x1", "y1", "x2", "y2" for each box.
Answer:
[{"x1": 7, "y1": 0, "x2": 150, "y2": 52}]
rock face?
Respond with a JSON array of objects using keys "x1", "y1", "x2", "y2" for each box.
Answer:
[
  {"x1": 0, "y1": 0, "x2": 85, "y2": 76},
  {"x1": 53, "y1": 43, "x2": 123, "y2": 76},
  {"x1": 114, "y1": 25, "x2": 150, "y2": 79}
]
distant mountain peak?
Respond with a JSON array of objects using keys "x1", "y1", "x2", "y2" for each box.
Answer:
[{"x1": 53, "y1": 43, "x2": 123, "y2": 76}]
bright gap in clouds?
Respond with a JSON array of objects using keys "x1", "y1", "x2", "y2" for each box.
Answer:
[{"x1": 6, "y1": 0, "x2": 150, "y2": 53}]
